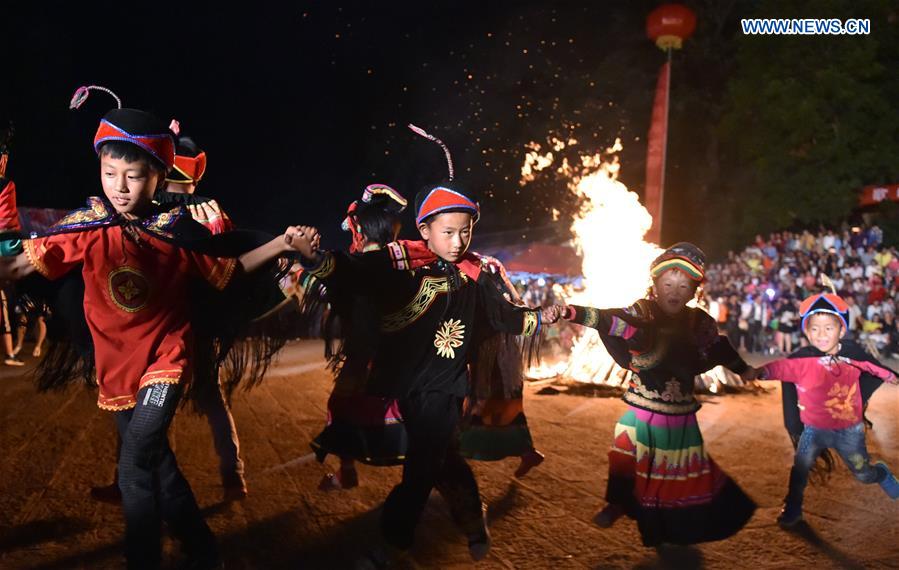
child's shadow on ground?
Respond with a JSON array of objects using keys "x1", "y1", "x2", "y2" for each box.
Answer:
[
  {"x1": 0, "y1": 516, "x2": 93, "y2": 552},
  {"x1": 633, "y1": 544, "x2": 704, "y2": 570},
  {"x1": 784, "y1": 521, "x2": 866, "y2": 570}
]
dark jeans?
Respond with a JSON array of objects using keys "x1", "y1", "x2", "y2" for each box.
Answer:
[
  {"x1": 115, "y1": 383, "x2": 217, "y2": 569},
  {"x1": 785, "y1": 423, "x2": 886, "y2": 510},
  {"x1": 381, "y1": 392, "x2": 482, "y2": 550},
  {"x1": 110, "y1": 380, "x2": 243, "y2": 487}
]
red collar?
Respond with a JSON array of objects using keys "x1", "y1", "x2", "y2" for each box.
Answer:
[{"x1": 388, "y1": 239, "x2": 482, "y2": 281}]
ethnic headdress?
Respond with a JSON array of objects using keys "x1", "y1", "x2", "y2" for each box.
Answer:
[
  {"x1": 414, "y1": 185, "x2": 479, "y2": 225},
  {"x1": 70, "y1": 85, "x2": 175, "y2": 170},
  {"x1": 408, "y1": 123, "x2": 481, "y2": 225},
  {"x1": 650, "y1": 242, "x2": 706, "y2": 282},
  {"x1": 799, "y1": 293, "x2": 849, "y2": 331},
  {"x1": 799, "y1": 275, "x2": 849, "y2": 330},
  {"x1": 342, "y1": 184, "x2": 407, "y2": 253},
  {"x1": 165, "y1": 120, "x2": 207, "y2": 184}
]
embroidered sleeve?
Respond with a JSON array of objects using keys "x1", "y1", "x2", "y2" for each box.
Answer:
[
  {"x1": 22, "y1": 232, "x2": 91, "y2": 280},
  {"x1": 188, "y1": 252, "x2": 238, "y2": 291},
  {"x1": 477, "y1": 273, "x2": 541, "y2": 337},
  {"x1": 568, "y1": 305, "x2": 639, "y2": 337}
]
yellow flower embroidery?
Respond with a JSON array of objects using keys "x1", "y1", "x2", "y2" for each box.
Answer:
[
  {"x1": 824, "y1": 382, "x2": 858, "y2": 422},
  {"x1": 434, "y1": 319, "x2": 465, "y2": 359}
]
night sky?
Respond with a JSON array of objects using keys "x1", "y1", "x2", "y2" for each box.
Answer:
[{"x1": 7, "y1": 1, "x2": 673, "y2": 248}]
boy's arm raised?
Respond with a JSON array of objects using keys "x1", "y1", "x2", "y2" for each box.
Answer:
[
  {"x1": 237, "y1": 228, "x2": 299, "y2": 274},
  {"x1": 755, "y1": 358, "x2": 798, "y2": 382}
]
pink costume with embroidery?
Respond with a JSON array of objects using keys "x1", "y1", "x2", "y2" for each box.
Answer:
[{"x1": 762, "y1": 356, "x2": 897, "y2": 430}]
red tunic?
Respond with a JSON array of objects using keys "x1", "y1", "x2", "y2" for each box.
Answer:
[
  {"x1": 24, "y1": 225, "x2": 236, "y2": 410},
  {"x1": 763, "y1": 356, "x2": 896, "y2": 429}
]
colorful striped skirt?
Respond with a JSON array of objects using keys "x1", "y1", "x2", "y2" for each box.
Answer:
[{"x1": 605, "y1": 406, "x2": 756, "y2": 546}]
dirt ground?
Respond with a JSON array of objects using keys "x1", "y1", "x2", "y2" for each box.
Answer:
[{"x1": 1, "y1": 340, "x2": 897, "y2": 569}]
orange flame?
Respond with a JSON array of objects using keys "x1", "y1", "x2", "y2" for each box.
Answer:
[{"x1": 520, "y1": 138, "x2": 740, "y2": 390}]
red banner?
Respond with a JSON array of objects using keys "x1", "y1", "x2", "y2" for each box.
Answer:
[
  {"x1": 644, "y1": 61, "x2": 670, "y2": 245},
  {"x1": 859, "y1": 184, "x2": 899, "y2": 207}
]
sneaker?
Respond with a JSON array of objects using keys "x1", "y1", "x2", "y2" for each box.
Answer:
[
  {"x1": 223, "y1": 474, "x2": 248, "y2": 502},
  {"x1": 776, "y1": 503, "x2": 803, "y2": 527},
  {"x1": 876, "y1": 462, "x2": 899, "y2": 499},
  {"x1": 90, "y1": 483, "x2": 122, "y2": 505},
  {"x1": 4, "y1": 355, "x2": 24, "y2": 366},
  {"x1": 593, "y1": 504, "x2": 625, "y2": 528},
  {"x1": 466, "y1": 507, "x2": 491, "y2": 561},
  {"x1": 514, "y1": 449, "x2": 545, "y2": 478}
]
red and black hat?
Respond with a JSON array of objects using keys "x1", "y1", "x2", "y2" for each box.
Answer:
[
  {"x1": 414, "y1": 185, "x2": 479, "y2": 225},
  {"x1": 165, "y1": 120, "x2": 207, "y2": 184},
  {"x1": 70, "y1": 86, "x2": 175, "y2": 170},
  {"x1": 799, "y1": 293, "x2": 849, "y2": 331},
  {"x1": 342, "y1": 184, "x2": 407, "y2": 253}
]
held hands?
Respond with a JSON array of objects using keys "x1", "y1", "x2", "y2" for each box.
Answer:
[
  {"x1": 284, "y1": 225, "x2": 321, "y2": 260},
  {"x1": 739, "y1": 366, "x2": 762, "y2": 383},
  {"x1": 541, "y1": 304, "x2": 569, "y2": 325}
]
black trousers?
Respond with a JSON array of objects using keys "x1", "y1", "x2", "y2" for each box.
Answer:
[
  {"x1": 115, "y1": 383, "x2": 217, "y2": 569},
  {"x1": 381, "y1": 392, "x2": 482, "y2": 550}
]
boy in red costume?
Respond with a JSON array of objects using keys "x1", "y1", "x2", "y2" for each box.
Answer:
[{"x1": 0, "y1": 92, "x2": 304, "y2": 569}]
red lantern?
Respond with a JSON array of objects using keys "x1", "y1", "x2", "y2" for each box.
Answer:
[{"x1": 646, "y1": 4, "x2": 696, "y2": 50}]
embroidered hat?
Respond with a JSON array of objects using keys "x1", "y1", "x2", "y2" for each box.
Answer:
[
  {"x1": 414, "y1": 185, "x2": 480, "y2": 225},
  {"x1": 650, "y1": 242, "x2": 706, "y2": 282},
  {"x1": 165, "y1": 120, "x2": 206, "y2": 184},
  {"x1": 342, "y1": 184, "x2": 407, "y2": 252},
  {"x1": 799, "y1": 293, "x2": 849, "y2": 331},
  {"x1": 70, "y1": 85, "x2": 175, "y2": 170}
]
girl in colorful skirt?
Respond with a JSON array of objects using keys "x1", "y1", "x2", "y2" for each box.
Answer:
[{"x1": 557, "y1": 243, "x2": 757, "y2": 546}]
